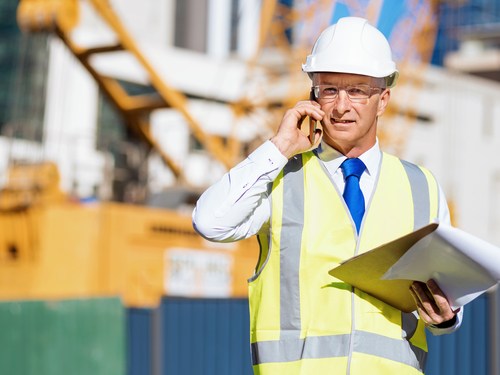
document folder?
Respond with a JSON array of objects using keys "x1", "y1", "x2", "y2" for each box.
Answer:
[{"x1": 329, "y1": 223, "x2": 500, "y2": 313}]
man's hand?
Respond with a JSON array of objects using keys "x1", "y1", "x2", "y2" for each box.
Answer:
[
  {"x1": 270, "y1": 100, "x2": 324, "y2": 159},
  {"x1": 409, "y1": 279, "x2": 459, "y2": 326}
]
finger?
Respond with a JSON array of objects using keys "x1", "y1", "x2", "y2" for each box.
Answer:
[
  {"x1": 412, "y1": 282, "x2": 456, "y2": 324},
  {"x1": 283, "y1": 109, "x2": 322, "y2": 127},
  {"x1": 299, "y1": 108, "x2": 324, "y2": 122},
  {"x1": 426, "y1": 280, "x2": 457, "y2": 319},
  {"x1": 409, "y1": 287, "x2": 431, "y2": 322},
  {"x1": 411, "y1": 282, "x2": 434, "y2": 304},
  {"x1": 411, "y1": 282, "x2": 439, "y2": 316},
  {"x1": 309, "y1": 99, "x2": 322, "y2": 109},
  {"x1": 305, "y1": 129, "x2": 323, "y2": 152},
  {"x1": 297, "y1": 115, "x2": 305, "y2": 128},
  {"x1": 280, "y1": 108, "x2": 314, "y2": 131},
  {"x1": 272, "y1": 102, "x2": 324, "y2": 158},
  {"x1": 311, "y1": 107, "x2": 325, "y2": 121},
  {"x1": 313, "y1": 128, "x2": 322, "y2": 144},
  {"x1": 293, "y1": 101, "x2": 325, "y2": 120},
  {"x1": 426, "y1": 280, "x2": 446, "y2": 313}
]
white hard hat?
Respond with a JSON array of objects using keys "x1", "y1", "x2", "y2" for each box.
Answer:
[{"x1": 302, "y1": 17, "x2": 399, "y2": 88}]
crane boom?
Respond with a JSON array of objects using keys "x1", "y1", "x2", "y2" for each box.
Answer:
[{"x1": 16, "y1": 0, "x2": 244, "y2": 182}]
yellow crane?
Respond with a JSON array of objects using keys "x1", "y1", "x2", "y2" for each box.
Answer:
[{"x1": 0, "y1": 0, "x2": 449, "y2": 308}]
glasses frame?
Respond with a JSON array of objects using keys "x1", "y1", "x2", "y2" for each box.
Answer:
[{"x1": 312, "y1": 84, "x2": 384, "y2": 101}]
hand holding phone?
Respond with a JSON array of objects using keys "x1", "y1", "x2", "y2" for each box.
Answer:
[{"x1": 271, "y1": 93, "x2": 324, "y2": 158}]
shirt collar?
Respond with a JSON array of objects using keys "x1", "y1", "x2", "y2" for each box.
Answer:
[{"x1": 316, "y1": 138, "x2": 381, "y2": 177}]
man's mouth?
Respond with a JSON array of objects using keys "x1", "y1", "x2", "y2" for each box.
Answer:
[{"x1": 332, "y1": 118, "x2": 354, "y2": 124}]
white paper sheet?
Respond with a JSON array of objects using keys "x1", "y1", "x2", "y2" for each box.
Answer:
[{"x1": 381, "y1": 223, "x2": 500, "y2": 310}]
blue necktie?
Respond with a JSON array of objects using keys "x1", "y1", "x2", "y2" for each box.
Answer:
[{"x1": 341, "y1": 158, "x2": 366, "y2": 234}]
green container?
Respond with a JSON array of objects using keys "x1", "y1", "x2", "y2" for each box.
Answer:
[{"x1": 0, "y1": 298, "x2": 126, "y2": 375}]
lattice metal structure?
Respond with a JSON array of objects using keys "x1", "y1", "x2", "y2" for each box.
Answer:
[{"x1": 15, "y1": 0, "x2": 452, "y2": 181}]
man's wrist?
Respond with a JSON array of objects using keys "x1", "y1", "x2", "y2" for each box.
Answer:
[
  {"x1": 269, "y1": 136, "x2": 296, "y2": 159},
  {"x1": 430, "y1": 315, "x2": 457, "y2": 329}
]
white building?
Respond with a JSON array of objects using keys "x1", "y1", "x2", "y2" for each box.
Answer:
[
  {"x1": 3, "y1": 0, "x2": 500, "y2": 249},
  {"x1": 403, "y1": 65, "x2": 500, "y2": 246}
]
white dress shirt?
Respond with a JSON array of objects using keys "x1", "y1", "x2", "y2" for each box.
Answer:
[
  {"x1": 192, "y1": 138, "x2": 461, "y2": 334},
  {"x1": 193, "y1": 139, "x2": 451, "y2": 241}
]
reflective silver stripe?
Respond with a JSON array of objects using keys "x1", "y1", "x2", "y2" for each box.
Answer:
[
  {"x1": 280, "y1": 155, "x2": 305, "y2": 340},
  {"x1": 353, "y1": 330, "x2": 427, "y2": 372},
  {"x1": 249, "y1": 180, "x2": 274, "y2": 282},
  {"x1": 251, "y1": 334, "x2": 351, "y2": 365},
  {"x1": 402, "y1": 311, "x2": 418, "y2": 340},
  {"x1": 400, "y1": 160, "x2": 429, "y2": 230},
  {"x1": 432, "y1": 170, "x2": 441, "y2": 219},
  {"x1": 252, "y1": 331, "x2": 426, "y2": 371}
]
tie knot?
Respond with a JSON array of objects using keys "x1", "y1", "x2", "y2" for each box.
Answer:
[{"x1": 341, "y1": 158, "x2": 366, "y2": 179}]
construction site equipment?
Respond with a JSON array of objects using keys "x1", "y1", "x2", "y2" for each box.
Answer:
[
  {"x1": 16, "y1": 0, "x2": 246, "y2": 180},
  {"x1": 2, "y1": 0, "x2": 452, "y2": 307},
  {"x1": 0, "y1": 190, "x2": 258, "y2": 307},
  {"x1": 0, "y1": 162, "x2": 65, "y2": 211},
  {"x1": 7, "y1": 0, "x2": 265, "y2": 307},
  {"x1": 15, "y1": 0, "x2": 447, "y2": 169}
]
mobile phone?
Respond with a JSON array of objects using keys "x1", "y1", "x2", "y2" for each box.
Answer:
[{"x1": 309, "y1": 89, "x2": 317, "y2": 144}]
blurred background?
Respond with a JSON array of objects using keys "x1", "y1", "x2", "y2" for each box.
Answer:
[{"x1": 0, "y1": 0, "x2": 500, "y2": 374}]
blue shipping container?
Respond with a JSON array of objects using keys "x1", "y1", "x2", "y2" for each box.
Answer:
[
  {"x1": 127, "y1": 293, "x2": 496, "y2": 375},
  {"x1": 426, "y1": 293, "x2": 490, "y2": 375},
  {"x1": 127, "y1": 298, "x2": 253, "y2": 375}
]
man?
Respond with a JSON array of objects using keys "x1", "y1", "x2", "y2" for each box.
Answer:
[{"x1": 193, "y1": 17, "x2": 461, "y2": 374}]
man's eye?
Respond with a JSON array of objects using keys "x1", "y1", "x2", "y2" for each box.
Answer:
[
  {"x1": 348, "y1": 87, "x2": 369, "y2": 96},
  {"x1": 322, "y1": 87, "x2": 338, "y2": 95}
]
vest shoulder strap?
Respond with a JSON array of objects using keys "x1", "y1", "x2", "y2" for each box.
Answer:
[{"x1": 394, "y1": 154, "x2": 439, "y2": 230}]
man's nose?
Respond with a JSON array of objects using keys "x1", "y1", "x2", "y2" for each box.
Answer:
[{"x1": 335, "y1": 90, "x2": 351, "y2": 114}]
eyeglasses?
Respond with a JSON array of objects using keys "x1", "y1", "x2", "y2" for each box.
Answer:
[{"x1": 313, "y1": 84, "x2": 383, "y2": 101}]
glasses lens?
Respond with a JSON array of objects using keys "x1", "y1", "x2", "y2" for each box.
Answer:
[
  {"x1": 317, "y1": 86, "x2": 338, "y2": 99},
  {"x1": 314, "y1": 85, "x2": 374, "y2": 100},
  {"x1": 347, "y1": 85, "x2": 371, "y2": 99}
]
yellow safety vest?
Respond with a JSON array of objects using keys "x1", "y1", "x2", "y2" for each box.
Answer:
[{"x1": 249, "y1": 151, "x2": 439, "y2": 375}]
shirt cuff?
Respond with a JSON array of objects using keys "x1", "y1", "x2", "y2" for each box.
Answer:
[
  {"x1": 426, "y1": 308, "x2": 463, "y2": 336},
  {"x1": 248, "y1": 140, "x2": 289, "y2": 179},
  {"x1": 213, "y1": 141, "x2": 288, "y2": 218}
]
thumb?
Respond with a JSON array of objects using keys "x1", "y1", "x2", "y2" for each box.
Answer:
[
  {"x1": 306, "y1": 129, "x2": 322, "y2": 152},
  {"x1": 313, "y1": 129, "x2": 322, "y2": 144}
]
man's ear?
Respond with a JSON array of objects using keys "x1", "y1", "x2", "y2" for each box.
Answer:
[{"x1": 377, "y1": 89, "x2": 391, "y2": 117}]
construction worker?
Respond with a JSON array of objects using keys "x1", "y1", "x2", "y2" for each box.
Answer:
[{"x1": 193, "y1": 17, "x2": 462, "y2": 374}]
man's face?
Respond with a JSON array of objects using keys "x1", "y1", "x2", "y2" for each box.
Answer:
[{"x1": 312, "y1": 72, "x2": 390, "y2": 157}]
